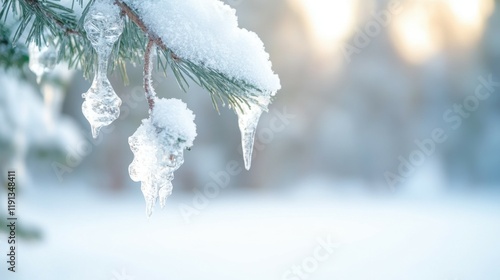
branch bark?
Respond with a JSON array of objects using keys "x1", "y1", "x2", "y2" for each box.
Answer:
[
  {"x1": 144, "y1": 38, "x2": 156, "y2": 111},
  {"x1": 114, "y1": 0, "x2": 182, "y2": 111},
  {"x1": 114, "y1": 0, "x2": 168, "y2": 51}
]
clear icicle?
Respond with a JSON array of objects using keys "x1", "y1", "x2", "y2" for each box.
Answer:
[
  {"x1": 82, "y1": 0, "x2": 124, "y2": 138},
  {"x1": 28, "y1": 40, "x2": 57, "y2": 84},
  {"x1": 159, "y1": 181, "x2": 173, "y2": 209},
  {"x1": 236, "y1": 96, "x2": 272, "y2": 170},
  {"x1": 237, "y1": 104, "x2": 263, "y2": 170}
]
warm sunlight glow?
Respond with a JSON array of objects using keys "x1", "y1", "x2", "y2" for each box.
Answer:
[
  {"x1": 446, "y1": 0, "x2": 493, "y2": 26},
  {"x1": 390, "y1": 2, "x2": 441, "y2": 64},
  {"x1": 390, "y1": 0, "x2": 494, "y2": 64},
  {"x1": 444, "y1": 0, "x2": 494, "y2": 46},
  {"x1": 290, "y1": 0, "x2": 357, "y2": 50}
]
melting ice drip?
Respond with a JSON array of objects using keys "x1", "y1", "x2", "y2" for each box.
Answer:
[
  {"x1": 82, "y1": 0, "x2": 124, "y2": 138},
  {"x1": 128, "y1": 98, "x2": 196, "y2": 217},
  {"x1": 28, "y1": 40, "x2": 57, "y2": 84},
  {"x1": 236, "y1": 95, "x2": 273, "y2": 170}
]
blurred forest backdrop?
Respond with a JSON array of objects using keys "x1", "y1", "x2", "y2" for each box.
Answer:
[
  {"x1": 1, "y1": 0, "x2": 500, "y2": 279},
  {"x1": 2, "y1": 0, "x2": 498, "y2": 193}
]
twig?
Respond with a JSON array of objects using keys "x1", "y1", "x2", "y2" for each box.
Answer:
[
  {"x1": 114, "y1": 0, "x2": 166, "y2": 49},
  {"x1": 25, "y1": 0, "x2": 81, "y2": 35},
  {"x1": 114, "y1": 0, "x2": 180, "y2": 61},
  {"x1": 144, "y1": 38, "x2": 156, "y2": 111},
  {"x1": 115, "y1": 0, "x2": 183, "y2": 111}
]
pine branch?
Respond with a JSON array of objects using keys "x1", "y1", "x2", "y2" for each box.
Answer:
[
  {"x1": 1, "y1": 0, "x2": 264, "y2": 111},
  {"x1": 0, "y1": 23, "x2": 29, "y2": 69},
  {"x1": 114, "y1": 0, "x2": 164, "y2": 50},
  {"x1": 25, "y1": 0, "x2": 80, "y2": 35},
  {"x1": 3, "y1": 0, "x2": 79, "y2": 45},
  {"x1": 115, "y1": 0, "x2": 262, "y2": 111}
]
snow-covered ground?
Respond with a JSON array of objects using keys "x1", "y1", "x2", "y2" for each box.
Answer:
[{"x1": 2, "y1": 182, "x2": 500, "y2": 280}]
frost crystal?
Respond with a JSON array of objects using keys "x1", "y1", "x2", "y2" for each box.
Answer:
[
  {"x1": 129, "y1": 98, "x2": 196, "y2": 217},
  {"x1": 28, "y1": 40, "x2": 57, "y2": 83},
  {"x1": 82, "y1": 0, "x2": 124, "y2": 138}
]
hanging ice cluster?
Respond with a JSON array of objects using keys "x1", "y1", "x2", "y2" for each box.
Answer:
[
  {"x1": 28, "y1": 38, "x2": 57, "y2": 83},
  {"x1": 122, "y1": 0, "x2": 281, "y2": 169},
  {"x1": 129, "y1": 98, "x2": 197, "y2": 217},
  {"x1": 82, "y1": 0, "x2": 124, "y2": 138}
]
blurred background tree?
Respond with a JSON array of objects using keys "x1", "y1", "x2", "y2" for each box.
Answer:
[
  {"x1": 1, "y1": 1, "x2": 500, "y2": 278},
  {"x1": 0, "y1": 0, "x2": 499, "y2": 195}
]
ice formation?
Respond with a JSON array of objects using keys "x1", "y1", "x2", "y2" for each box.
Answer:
[
  {"x1": 122, "y1": 0, "x2": 281, "y2": 169},
  {"x1": 28, "y1": 40, "x2": 57, "y2": 83},
  {"x1": 82, "y1": 0, "x2": 124, "y2": 138},
  {"x1": 129, "y1": 98, "x2": 197, "y2": 217},
  {"x1": 236, "y1": 97, "x2": 271, "y2": 170}
]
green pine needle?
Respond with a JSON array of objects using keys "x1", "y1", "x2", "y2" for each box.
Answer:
[{"x1": 0, "y1": 0, "x2": 263, "y2": 111}]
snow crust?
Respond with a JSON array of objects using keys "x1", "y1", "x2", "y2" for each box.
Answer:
[
  {"x1": 151, "y1": 98, "x2": 197, "y2": 147},
  {"x1": 123, "y1": 0, "x2": 281, "y2": 93}
]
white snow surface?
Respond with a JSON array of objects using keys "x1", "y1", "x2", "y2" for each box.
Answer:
[
  {"x1": 123, "y1": 0, "x2": 281, "y2": 93},
  {"x1": 5, "y1": 182, "x2": 500, "y2": 280},
  {"x1": 151, "y1": 97, "x2": 197, "y2": 146}
]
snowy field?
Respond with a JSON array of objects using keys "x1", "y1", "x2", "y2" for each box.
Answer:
[{"x1": 2, "y1": 181, "x2": 500, "y2": 280}]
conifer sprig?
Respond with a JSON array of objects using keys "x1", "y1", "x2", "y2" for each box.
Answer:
[{"x1": 1, "y1": 0, "x2": 263, "y2": 111}]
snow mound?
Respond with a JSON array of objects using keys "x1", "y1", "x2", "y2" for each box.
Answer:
[
  {"x1": 151, "y1": 97, "x2": 197, "y2": 147},
  {"x1": 123, "y1": 0, "x2": 281, "y2": 94}
]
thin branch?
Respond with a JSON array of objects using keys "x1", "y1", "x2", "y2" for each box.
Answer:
[
  {"x1": 114, "y1": 0, "x2": 179, "y2": 60},
  {"x1": 114, "y1": 1, "x2": 163, "y2": 48},
  {"x1": 144, "y1": 38, "x2": 155, "y2": 111}
]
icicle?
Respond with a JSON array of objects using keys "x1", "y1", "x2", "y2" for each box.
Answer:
[
  {"x1": 82, "y1": 0, "x2": 124, "y2": 138},
  {"x1": 159, "y1": 181, "x2": 173, "y2": 209},
  {"x1": 237, "y1": 105, "x2": 263, "y2": 170},
  {"x1": 236, "y1": 95, "x2": 272, "y2": 170},
  {"x1": 128, "y1": 98, "x2": 196, "y2": 217},
  {"x1": 28, "y1": 40, "x2": 57, "y2": 84}
]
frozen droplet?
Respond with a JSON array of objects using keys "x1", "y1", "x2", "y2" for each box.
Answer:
[
  {"x1": 235, "y1": 96, "x2": 271, "y2": 170},
  {"x1": 82, "y1": 0, "x2": 124, "y2": 138},
  {"x1": 28, "y1": 40, "x2": 57, "y2": 83},
  {"x1": 82, "y1": 78, "x2": 122, "y2": 138}
]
